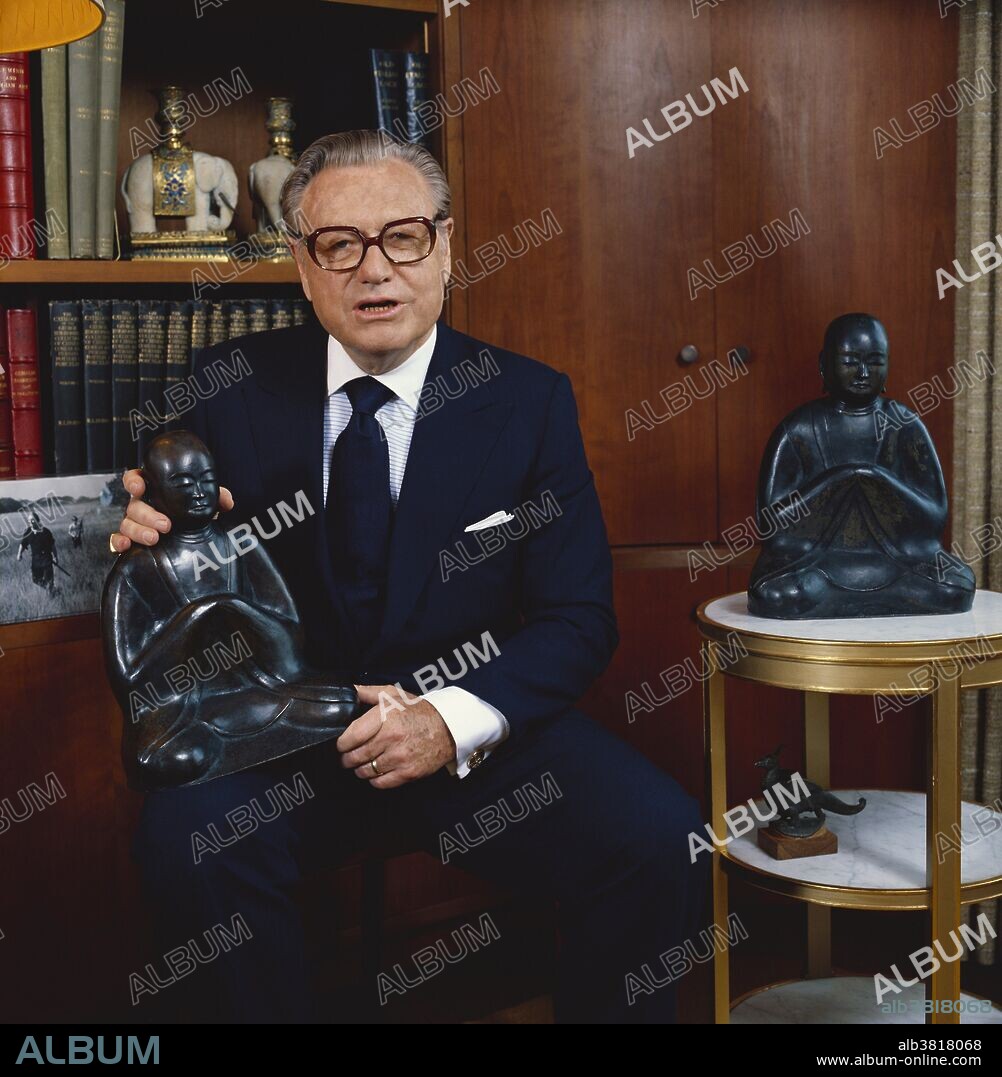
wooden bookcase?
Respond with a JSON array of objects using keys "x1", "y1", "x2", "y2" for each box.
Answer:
[
  {"x1": 0, "y1": 0, "x2": 484, "y2": 1025},
  {"x1": 1, "y1": 0, "x2": 468, "y2": 637}
]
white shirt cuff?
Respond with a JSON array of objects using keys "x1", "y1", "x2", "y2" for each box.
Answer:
[{"x1": 423, "y1": 685, "x2": 510, "y2": 778}]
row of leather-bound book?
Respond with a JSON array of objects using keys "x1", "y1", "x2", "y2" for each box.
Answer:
[{"x1": 0, "y1": 297, "x2": 313, "y2": 479}]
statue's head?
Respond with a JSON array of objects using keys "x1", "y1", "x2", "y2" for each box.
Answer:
[
  {"x1": 818, "y1": 313, "x2": 888, "y2": 407},
  {"x1": 142, "y1": 430, "x2": 219, "y2": 529}
]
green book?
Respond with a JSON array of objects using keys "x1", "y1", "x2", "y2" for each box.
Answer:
[
  {"x1": 226, "y1": 300, "x2": 248, "y2": 339},
  {"x1": 190, "y1": 298, "x2": 209, "y2": 353},
  {"x1": 50, "y1": 300, "x2": 85, "y2": 474},
  {"x1": 82, "y1": 298, "x2": 113, "y2": 471},
  {"x1": 247, "y1": 297, "x2": 269, "y2": 333},
  {"x1": 40, "y1": 47, "x2": 69, "y2": 259},
  {"x1": 208, "y1": 301, "x2": 227, "y2": 345},
  {"x1": 164, "y1": 299, "x2": 192, "y2": 428},
  {"x1": 96, "y1": 0, "x2": 126, "y2": 259},
  {"x1": 270, "y1": 298, "x2": 292, "y2": 330},
  {"x1": 370, "y1": 49, "x2": 405, "y2": 141},
  {"x1": 68, "y1": 26, "x2": 101, "y2": 258},
  {"x1": 111, "y1": 299, "x2": 138, "y2": 471},
  {"x1": 404, "y1": 52, "x2": 432, "y2": 147},
  {"x1": 136, "y1": 300, "x2": 167, "y2": 458}
]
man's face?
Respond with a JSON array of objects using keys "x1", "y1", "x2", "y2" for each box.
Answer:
[
  {"x1": 288, "y1": 158, "x2": 453, "y2": 367},
  {"x1": 820, "y1": 321, "x2": 889, "y2": 406}
]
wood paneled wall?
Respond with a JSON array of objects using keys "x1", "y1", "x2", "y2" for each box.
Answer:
[{"x1": 456, "y1": 0, "x2": 958, "y2": 808}]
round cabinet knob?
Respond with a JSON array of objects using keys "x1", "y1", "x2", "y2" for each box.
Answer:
[
  {"x1": 678, "y1": 344, "x2": 700, "y2": 365},
  {"x1": 730, "y1": 346, "x2": 751, "y2": 367}
]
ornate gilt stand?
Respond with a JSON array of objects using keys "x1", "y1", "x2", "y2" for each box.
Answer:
[{"x1": 697, "y1": 590, "x2": 1002, "y2": 1026}]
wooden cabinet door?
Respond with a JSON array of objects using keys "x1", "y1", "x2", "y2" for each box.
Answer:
[
  {"x1": 709, "y1": 0, "x2": 959, "y2": 533},
  {"x1": 457, "y1": 0, "x2": 718, "y2": 544},
  {"x1": 580, "y1": 561, "x2": 710, "y2": 797}
]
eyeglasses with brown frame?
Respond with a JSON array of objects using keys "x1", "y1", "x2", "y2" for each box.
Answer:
[{"x1": 285, "y1": 214, "x2": 448, "y2": 272}]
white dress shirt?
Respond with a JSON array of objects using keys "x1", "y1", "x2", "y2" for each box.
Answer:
[{"x1": 324, "y1": 324, "x2": 509, "y2": 778}]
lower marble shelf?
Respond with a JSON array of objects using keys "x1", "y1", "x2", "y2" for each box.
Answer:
[
  {"x1": 731, "y1": 976, "x2": 1002, "y2": 1024},
  {"x1": 721, "y1": 789, "x2": 1002, "y2": 909}
]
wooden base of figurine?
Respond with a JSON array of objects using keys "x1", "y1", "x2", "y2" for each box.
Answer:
[
  {"x1": 757, "y1": 825, "x2": 838, "y2": 859},
  {"x1": 128, "y1": 229, "x2": 237, "y2": 261}
]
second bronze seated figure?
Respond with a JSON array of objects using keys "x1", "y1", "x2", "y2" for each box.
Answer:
[
  {"x1": 748, "y1": 313, "x2": 975, "y2": 620},
  {"x1": 102, "y1": 430, "x2": 365, "y2": 791}
]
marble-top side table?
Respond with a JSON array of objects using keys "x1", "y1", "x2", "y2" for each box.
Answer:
[{"x1": 697, "y1": 590, "x2": 1002, "y2": 1026}]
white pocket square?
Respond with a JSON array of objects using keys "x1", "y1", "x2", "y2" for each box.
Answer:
[{"x1": 465, "y1": 510, "x2": 515, "y2": 532}]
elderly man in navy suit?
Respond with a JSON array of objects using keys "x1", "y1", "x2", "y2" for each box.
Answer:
[{"x1": 110, "y1": 130, "x2": 706, "y2": 1024}]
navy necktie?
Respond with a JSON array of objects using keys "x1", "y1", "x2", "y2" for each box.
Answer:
[{"x1": 326, "y1": 375, "x2": 396, "y2": 655}]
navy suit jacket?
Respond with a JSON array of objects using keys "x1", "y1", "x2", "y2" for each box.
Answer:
[{"x1": 184, "y1": 315, "x2": 618, "y2": 741}]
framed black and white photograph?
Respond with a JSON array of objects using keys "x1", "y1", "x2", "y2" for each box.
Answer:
[{"x1": 0, "y1": 472, "x2": 126, "y2": 625}]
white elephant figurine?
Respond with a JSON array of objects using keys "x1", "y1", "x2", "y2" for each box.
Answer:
[
  {"x1": 121, "y1": 151, "x2": 239, "y2": 233},
  {"x1": 248, "y1": 153, "x2": 295, "y2": 233}
]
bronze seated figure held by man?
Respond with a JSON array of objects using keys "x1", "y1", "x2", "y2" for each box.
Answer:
[
  {"x1": 102, "y1": 430, "x2": 364, "y2": 791},
  {"x1": 748, "y1": 313, "x2": 975, "y2": 619}
]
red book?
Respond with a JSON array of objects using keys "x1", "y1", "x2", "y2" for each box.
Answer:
[
  {"x1": 0, "y1": 52, "x2": 34, "y2": 260},
  {"x1": 0, "y1": 306, "x2": 11, "y2": 477},
  {"x1": 8, "y1": 308, "x2": 42, "y2": 476}
]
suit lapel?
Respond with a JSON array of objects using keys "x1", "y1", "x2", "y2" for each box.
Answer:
[{"x1": 374, "y1": 322, "x2": 512, "y2": 651}]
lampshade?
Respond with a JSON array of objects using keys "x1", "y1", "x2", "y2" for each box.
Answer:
[{"x1": 0, "y1": 0, "x2": 106, "y2": 54}]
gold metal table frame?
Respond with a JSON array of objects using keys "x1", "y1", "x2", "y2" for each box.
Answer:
[{"x1": 697, "y1": 591, "x2": 1002, "y2": 1026}]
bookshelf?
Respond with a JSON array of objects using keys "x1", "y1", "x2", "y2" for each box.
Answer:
[
  {"x1": 0, "y1": 0, "x2": 467, "y2": 629},
  {"x1": 0, "y1": 0, "x2": 482, "y2": 1027},
  {"x1": 0, "y1": 259, "x2": 301, "y2": 283},
  {"x1": 0, "y1": 0, "x2": 490, "y2": 1031},
  {"x1": 2, "y1": 0, "x2": 461, "y2": 278},
  {"x1": 0, "y1": 0, "x2": 466, "y2": 476}
]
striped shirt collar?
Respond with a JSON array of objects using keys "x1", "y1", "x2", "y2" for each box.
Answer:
[{"x1": 326, "y1": 324, "x2": 438, "y2": 413}]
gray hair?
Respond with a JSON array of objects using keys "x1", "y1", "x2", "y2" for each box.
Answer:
[{"x1": 279, "y1": 130, "x2": 452, "y2": 237}]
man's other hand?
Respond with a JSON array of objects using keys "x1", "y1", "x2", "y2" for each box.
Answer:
[{"x1": 337, "y1": 683, "x2": 456, "y2": 789}]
